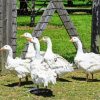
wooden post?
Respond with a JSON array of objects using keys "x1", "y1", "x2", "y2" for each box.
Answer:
[
  {"x1": 10, "y1": 0, "x2": 17, "y2": 58},
  {"x1": 91, "y1": 0, "x2": 100, "y2": 53},
  {"x1": 0, "y1": 0, "x2": 17, "y2": 73},
  {"x1": 0, "y1": 0, "x2": 7, "y2": 73},
  {"x1": 0, "y1": 0, "x2": 4, "y2": 72},
  {"x1": 32, "y1": 1, "x2": 55, "y2": 37}
]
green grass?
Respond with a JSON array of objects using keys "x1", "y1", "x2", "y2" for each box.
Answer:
[
  {"x1": 17, "y1": 14, "x2": 92, "y2": 58},
  {"x1": 1, "y1": 14, "x2": 100, "y2": 100},
  {"x1": 0, "y1": 71, "x2": 100, "y2": 100}
]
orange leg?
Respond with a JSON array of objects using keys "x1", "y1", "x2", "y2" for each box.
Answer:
[
  {"x1": 86, "y1": 73, "x2": 89, "y2": 82},
  {"x1": 18, "y1": 78, "x2": 21, "y2": 86},
  {"x1": 25, "y1": 76, "x2": 28, "y2": 82},
  {"x1": 91, "y1": 73, "x2": 93, "y2": 80}
]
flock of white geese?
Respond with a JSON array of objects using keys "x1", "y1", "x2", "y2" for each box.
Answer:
[{"x1": 0, "y1": 32, "x2": 100, "y2": 89}]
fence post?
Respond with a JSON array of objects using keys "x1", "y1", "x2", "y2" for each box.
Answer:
[
  {"x1": 0, "y1": 0, "x2": 4, "y2": 72},
  {"x1": 0, "y1": 0, "x2": 17, "y2": 73},
  {"x1": 6, "y1": 0, "x2": 17, "y2": 58},
  {"x1": 91, "y1": 0, "x2": 100, "y2": 53}
]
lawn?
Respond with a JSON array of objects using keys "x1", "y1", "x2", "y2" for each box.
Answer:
[
  {"x1": 17, "y1": 14, "x2": 92, "y2": 58},
  {"x1": 0, "y1": 14, "x2": 100, "y2": 100}
]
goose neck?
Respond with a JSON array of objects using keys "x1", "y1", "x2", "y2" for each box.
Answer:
[
  {"x1": 7, "y1": 49, "x2": 13, "y2": 63},
  {"x1": 76, "y1": 40, "x2": 84, "y2": 55},
  {"x1": 8, "y1": 49, "x2": 13, "y2": 58},
  {"x1": 34, "y1": 41, "x2": 41, "y2": 57},
  {"x1": 46, "y1": 39, "x2": 52, "y2": 53},
  {"x1": 28, "y1": 42, "x2": 35, "y2": 51}
]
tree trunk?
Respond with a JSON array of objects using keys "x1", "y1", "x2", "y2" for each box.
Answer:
[
  {"x1": 19, "y1": 0, "x2": 28, "y2": 15},
  {"x1": 30, "y1": 0, "x2": 35, "y2": 27},
  {"x1": 91, "y1": 0, "x2": 100, "y2": 53}
]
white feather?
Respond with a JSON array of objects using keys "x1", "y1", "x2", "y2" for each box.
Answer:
[
  {"x1": 42, "y1": 36, "x2": 74, "y2": 75},
  {"x1": 71, "y1": 37, "x2": 100, "y2": 74}
]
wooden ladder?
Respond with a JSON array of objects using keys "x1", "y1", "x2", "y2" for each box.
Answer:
[{"x1": 22, "y1": 0, "x2": 79, "y2": 58}]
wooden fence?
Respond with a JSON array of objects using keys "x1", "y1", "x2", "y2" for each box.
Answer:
[
  {"x1": 0, "y1": 0, "x2": 17, "y2": 73},
  {"x1": 91, "y1": 0, "x2": 100, "y2": 53}
]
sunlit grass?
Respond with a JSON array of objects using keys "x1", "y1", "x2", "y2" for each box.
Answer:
[
  {"x1": 0, "y1": 71, "x2": 100, "y2": 100},
  {"x1": 16, "y1": 14, "x2": 92, "y2": 58}
]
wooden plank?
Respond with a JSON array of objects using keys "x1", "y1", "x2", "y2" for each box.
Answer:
[
  {"x1": 6, "y1": 0, "x2": 17, "y2": 57},
  {"x1": 0, "y1": 0, "x2": 5, "y2": 72},
  {"x1": 0, "y1": 20, "x2": 3, "y2": 28},
  {"x1": 1, "y1": 0, "x2": 7, "y2": 73},
  {"x1": 12, "y1": 0, "x2": 17, "y2": 57},
  {"x1": 52, "y1": 0, "x2": 78, "y2": 37},
  {"x1": 13, "y1": 0, "x2": 16, "y2": 5},
  {"x1": 91, "y1": 0, "x2": 100, "y2": 53},
  {"x1": 32, "y1": 1, "x2": 55, "y2": 37},
  {"x1": 0, "y1": 0, "x2": 3, "y2": 72},
  {"x1": 12, "y1": 4, "x2": 17, "y2": 18},
  {"x1": 0, "y1": 0, "x2": 17, "y2": 73},
  {"x1": 2, "y1": 0, "x2": 7, "y2": 45},
  {"x1": 6, "y1": 0, "x2": 13, "y2": 45}
]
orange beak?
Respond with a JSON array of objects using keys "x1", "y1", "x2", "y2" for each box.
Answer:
[
  {"x1": 20, "y1": 34, "x2": 25, "y2": 38},
  {"x1": 26, "y1": 38, "x2": 32, "y2": 42},
  {"x1": 70, "y1": 38, "x2": 73, "y2": 42},
  {"x1": 0, "y1": 48, "x2": 4, "y2": 51}
]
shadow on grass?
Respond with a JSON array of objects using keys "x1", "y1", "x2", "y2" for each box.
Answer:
[
  {"x1": 29, "y1": 88, "x2": 55, "y2": 97},
  {"x1": 89, "y1": 79, "x2": 100, "y2": 82},
  {"x1": 57, "y1": 78, "x2": 72, "y2": 82},
  {"x1": 72, "y1": 76, "x2": 86, "y2": 81},
  {"x1": 72, "y1": 76, "x2": 100, "y2": 82},
  {"x1": 4, "y1": 81, "x2": 33, "y2": 87}
]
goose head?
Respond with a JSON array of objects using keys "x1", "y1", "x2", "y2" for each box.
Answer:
[
  {"x1": 41, "y1": 36, "x2": 53, "y2": 53},
  {"x1": 21, "y1": 32, "x2": 38, "y2": 44},
  {"x1": 0, "y1": 45, "x2": 13, "y2": 57},
  {"x1": 0, "y1": 45, "x2": 12, "y2": 51},
  {"x1": 41, "y1": 36, "x2": 52, "y2": 47},
  {"x1": 70, "y1": 37, "x2": 79, "y2": 43},
  {"x1": 70, "y1": 37, "x2": 84, "y2": 55},
  {"x1": 41, "y1": 36, "x2": 50, "y2": 43},
  {"x1": 21, "y1": 33, "x2": 41, "y2": 57},
  {"x1": 20, "y1": 32, "x2": 33, "y2": 41}
]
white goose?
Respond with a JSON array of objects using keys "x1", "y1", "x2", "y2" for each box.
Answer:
[
  {"x1": 21, "y1": 33, "x2": 57, "y2": 89},
  {"x1": 21, "y1": 32, "x2": 45, "y2": 59},
  {"x1": 0, "y1": 45, "x2": 30, "y2": 86},
  {"x1": 41, "y1": 36, "x2": 74, "y2": 78},
  {"x1": 25, "y1": 41, "x2": 36, "y2": 59},
  {"x1": 70, "y1": 36, "x2": 100, "y2": 81}
]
